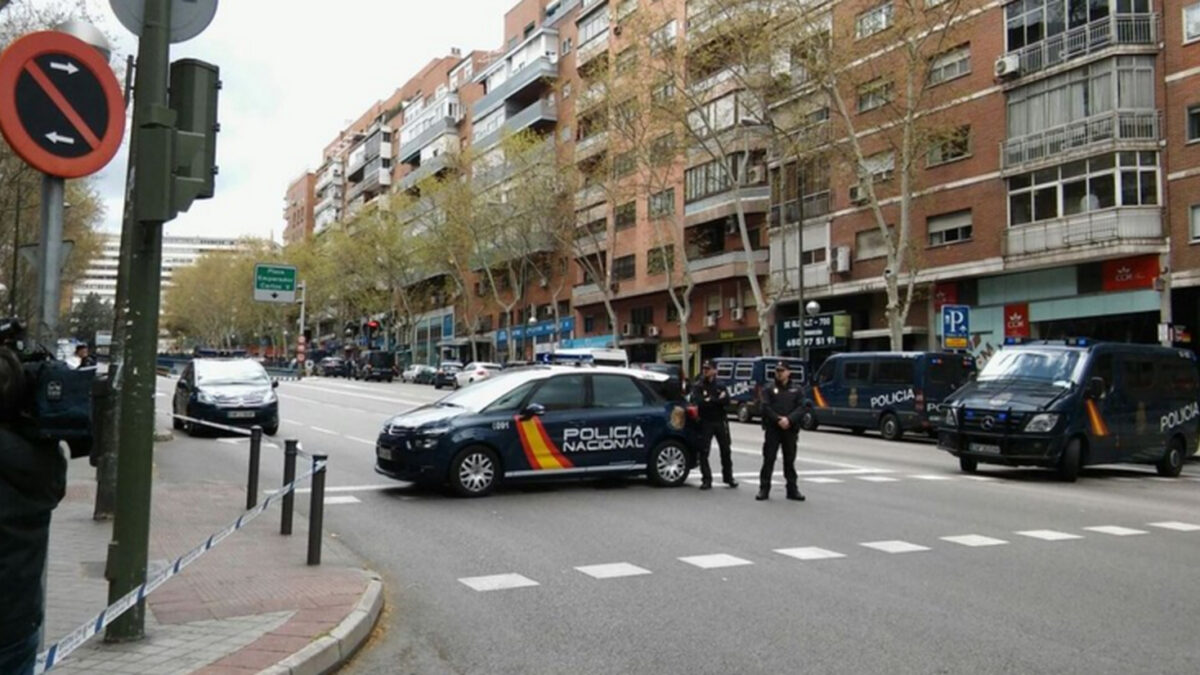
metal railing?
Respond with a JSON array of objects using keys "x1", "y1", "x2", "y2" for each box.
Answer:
[
  {"x1": 1002, "y1": 207, "x2": 1162, "y2": 256},
  {"x1": 768, "y1": 191, "x2": 831, "y2": 227},
  {"x1": 1009, "y1": 13, "x2": 1158, "y2": 78},
  {"x1": 1001, "y1": 110, "x2": 1160, "y2": 170}
]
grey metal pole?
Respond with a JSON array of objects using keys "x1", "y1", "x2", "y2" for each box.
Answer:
[
  {"x1": 246, "y1": 426, "x2": 262, "y2": 510},
  {"x1": 281, "y1": 440, "x2": 297, "y2": 535},
  {"x1": 307, "y1": 454, "x2": 327, "y2": 566},
  {"x1": 35, "y1": 175, "x2": 64, "y2": 348}
]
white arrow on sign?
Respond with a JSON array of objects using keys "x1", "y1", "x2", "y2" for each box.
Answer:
[
  {"x1": 49, "y1": 61, "x2": 79, "y2": 75},
  {"x1": 45, "y1": 131, "x2": 75, "y2": 145}
]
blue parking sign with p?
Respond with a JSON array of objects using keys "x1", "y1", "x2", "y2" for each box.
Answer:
[{"x1": 942, "y1": 305, "x2": 970, "y2": 350}]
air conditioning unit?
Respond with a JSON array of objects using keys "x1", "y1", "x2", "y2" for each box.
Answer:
[
  {"x1": 622, "y1": 323, "x2": 633, "y2": 336},
  {"x1": 732, "y1": 307, "x2": 745, "y2": 322},
  {"x1": 727, "y1": 296, "x2": 739, "y2": 308},
  {"x1": 705, "y1": 313, "x2": 718, "y2": 328},
  {"x1": 539, "y1": 277, "x2": 549, "y2": 288},
  {"x1": 648, "y1": 325, "x2": 661, "y2": 337},
  {"x1": 835, "y1": 245, "x2": 851, "y2": 273},
  {"x1": 994, "y1": 54, "x2": 1020, "y2": 79},
  {"x1": 724, "y1": 218, "x2": 739, "y2": 236},
  {"x1": 747, "y1": 165, "x2": 765, "y2": 184},
  {"x1": 849, "y1": 185, "x2": 868, "y2": 205}
]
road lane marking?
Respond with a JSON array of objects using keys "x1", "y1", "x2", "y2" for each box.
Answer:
[
  {"x1": 283, "y1": 419, "x2": 304, "y2": 426},
  {"x1": 575, "y1": 563, "x2": 652, "y2": 579},
  {"x1": 1147, "y1": 521, "x2": 1200, "y2": 532},
  {"x1": 857, "y1": 476, "x2": 899, "y2": 483},
  {"x1": 910, "y1": 474, "x2": 953, "y2": 481},
  {"x1": 960, "y1": 475, "x2": 996, "y2": 481},
  {"x1": 678, "y1": 554, "x2": 753, "y2": 569},
  {"x1": 940, "y1": 535, "x2": 1008, "y2": 547},
  {"x1": 324, "y1": 496, "x2": 361, "y2": 505},
  {"x1": 346, "y1": 436, "x2": 376, "y2": 445},
  {"x1": 1015, "y1": 530, "x2": 1083, "y2": 541},
  {"x1": 310, "y1": 427, "x2": 338, "y2": 435},
  {"x1": 1084, "y1": 526, "x2": 1148, "y2": 536},
  {"x1": 775, "y1": 547, "x2": 845, "y2": 561},
  {"x1": 459, "y1": 574, "x2": 539, "y2": 592},
  {"x1": 860, "y1": 540, "x2": 930, "y2": 554},
  {"x1": 802, "y1": 477, "x2": 843, "y2": 484},
  {"x1": 265, "y1": 484, "x2": 394, "y2": 496}
]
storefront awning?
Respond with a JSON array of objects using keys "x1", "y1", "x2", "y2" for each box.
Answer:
[{"x1": 851, "y1": 327, "x2": 928, "y2": 339}]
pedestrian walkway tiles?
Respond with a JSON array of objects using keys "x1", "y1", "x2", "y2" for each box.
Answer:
[{"x1": 456, "y1": 521, "x2": 1199, "y2": 591}]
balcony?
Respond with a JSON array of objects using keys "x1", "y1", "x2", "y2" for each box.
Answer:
[
  {"x1": 574, "y1": 182, "x2": 606, "y2": 208},
  {"x1": 772, "y1": 263, "x2": 831, "y2": 295},
  {"x1": 1002, "y1": 110, "x2": 1159, "y2": 172},
  {"x1": 345, "y1": 167, "x2": 391, "y2": 204},
  {"x1": 472, "y1": 98, "x2": 558, "y2": 152},
  {"x1": 684, "y1": 185, "x2": 770, "y2": 222},
  {"x1": 572, "y1": 281, "x2": 605, "y2": 306},
  {"x1": 313, "y1": 191, "x2": 340, "y2": 217},
  {"x1": 398, "y1": 154, "x2": 450, "y2": 192},
  {"x1": 686, "y1": 248, "x2": 769, "y2": 284},
  {"x1": 768, "y1": 191, "x2": 831, "y2": 227},
  {"x1": 1007, "y1": 13, "x2": 1158, "y2": 80},
  {"x1": 398, "y1": 116, "x2": 456, "y2": 164},
  {"x1": 473, "y1": 136, "x2": 555, "y2": 188},
  {"x1": 575, "y1": 130, "x2": 608, "y2": 160},
  {"x1": 1003, "y1": 207, "x2": 1162, "y2": 258},
  {"x1": 472, "y1": 56, "x2": 558, "y2": 120},
  {"x1": 577, "y1": 34, "x2": 609, "y2": 69},
  {"x1": 314, "y1": 167, "x2": 342, "y2": 192}
]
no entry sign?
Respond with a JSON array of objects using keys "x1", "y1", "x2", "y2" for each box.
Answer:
[{"x1": 0, "y1": 31, "x2": 125, "y2": 178}]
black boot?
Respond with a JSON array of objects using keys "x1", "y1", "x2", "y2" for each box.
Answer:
[
  {"x1": 786, "y1": 489, "x2": 806, "y2": 502},
  {"x1": 724, "y1": 478, "x2": 739, "y2": 488},
  {"x1": 700, "y1": 481, "x2": 712, "y2": 490},
  {"x1": 755, "y1": 488, "x2": 769, "y2": 501}
]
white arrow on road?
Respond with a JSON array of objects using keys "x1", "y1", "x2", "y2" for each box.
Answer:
[
  {"x1": 44, "y1": 131, "x2": 75, "y2": 145},
  {"x1": 49, "y1": 61, "x2": 78, "y2": 75}
]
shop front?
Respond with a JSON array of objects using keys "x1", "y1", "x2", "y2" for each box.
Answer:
[
  {"x1": 496, "y1": 317, "x2": 575, "y2": 363},
  {"x1": 693, "y1": 327, "x2": 762, "y2": 363}
]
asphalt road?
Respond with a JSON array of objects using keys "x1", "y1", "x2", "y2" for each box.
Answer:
[{"x1": 152, "y1": 374, "x2": 1200, "y2": 675}]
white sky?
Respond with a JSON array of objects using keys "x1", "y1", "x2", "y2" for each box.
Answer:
[{"x1": 68, "y1": 0, "x2": 505, "y2": 241}]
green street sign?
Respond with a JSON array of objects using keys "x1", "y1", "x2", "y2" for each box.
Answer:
[{"x1": 254, "y1": 263, "x2": 297, "y2": 303}]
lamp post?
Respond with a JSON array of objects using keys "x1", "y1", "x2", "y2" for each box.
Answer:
[{"x1": 527, "y1": 315, "x2": 537, "y2": 361}]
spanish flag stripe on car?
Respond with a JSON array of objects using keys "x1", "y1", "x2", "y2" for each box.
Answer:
[
  {"x1": 812, "y1": 386, "x2": 829, "y2": 409},
  {"x1": 1085, "y1": 399, "x2": 1110, "y2": 437},
  {"x1": 514, "y1": 416, "x2": 574, "y2": 470}
]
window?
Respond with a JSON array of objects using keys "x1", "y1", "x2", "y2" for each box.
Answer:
[
  {"x1": 856, "y1": 3, "x2": 893, "y2": 39},
  {"x1": 875, "y1": 359, "x2": 914, "y2": 385},
  {"x1": 859, "y1": 152, "x2": 894, "y2": 183},
  {"x1": 650, "y1": 133, "x2": 675, "y2": 164},
  {"x1": 612, "y1": 254, "x2": 636, "y2": 280},
  {"x1": 1186, "y1": 3, "x2": 1200, "y2": 42},
  {"x1": 650, "y1": 20, "x2": 677, "y2": 53},
  {"x1": 531, "y1": 374, "x2": 587, "y2": 411},
  {"x1": 651, "y1": 79, "x2": 676, "y2": 105},
  {"x1": 716, "y1": 362, "x2": 734, "y2": 379},
  {"x1": 483, "y1": 381, "x2": 537, "y2": 412},
  {"x1": 647, "y1": 245, "x2": 674, "y2": 275},
  {"x1": 579, "y1": 9, "x2": 610, "y2": 45},
  {"x1": 631, "y1": 306, "x2": 654, "y2": 325},
  {"x1": 801, "y1": 247, "x2": 827, "y2": 265},
  {"x1": 649, "y1": 188, "x2": 675, "y2": 217},
  {"x1": 1189, "y1": 105, "x2": 1200, "y2": 143},
  {"x1": 927, "y1": 210, "x2": 973, "y2": 246},
  {"x1": 685, "y1": 156, "x2": 734, "y2": 202},
  {"x1": 734, "y1": 363, "x2": 754, "y2": 379},
  {"x1": 616, "y1": 48, "x2": 638, "y2": 74},
  {"x1": 613, "y1": 151, "x2": 636, "y2": 177},
  {"x1": 1006, "y1": 57, "x2": 1155, "y2": 140},
  {"x1": 614, "y1": 201, "x2": 637, "y2": 230},
  {"x1": 927, "y1": 126, "x2": 971, "y2": 166},
  {"x1": 1007, "y1": 152, "x2": 1158, "y2": 226},
  {"x1": 1191, "y1": 204, "x2": 1200, "y2": 242},
  {"x1": 857, "y1": 79, "x2": 893, "y2": 113},
  {"x1": 928, "y1": 44, "x2": 970, "y2": 86},
  {"x1": 591, "y1": 375, "x2": 649, "y2": 408},
  {"x1": 666, "y1": 303, "x2": 679, "y2": 322},
  {"x1": 855, "y1": 227, "x2": 890, "y2": 260},
  {"x1": 562, "y1": 37, "x2": 573, "y2": 54},
  {"x1": 584, "y1": 315, "x2": 596, "y2": 332},
  {"x1": 843, "y1": 360, "x2": 871, "y2": 383}
]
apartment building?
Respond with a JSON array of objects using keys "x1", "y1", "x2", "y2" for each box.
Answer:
[
  {"x1": 283, "y1": 171, "x2": 315, "y2": 244},
  {"x1": 73, "y1": 233, "x2": 241, "y2": 308}
]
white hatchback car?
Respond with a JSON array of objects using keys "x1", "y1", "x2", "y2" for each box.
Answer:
[{"x1": 454, "y1": 362, "x2": 502, "y2": 388}]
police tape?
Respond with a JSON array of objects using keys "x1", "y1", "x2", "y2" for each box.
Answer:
[{"x1": 34, "y1": 458, "x2": 328, "y2": 674}]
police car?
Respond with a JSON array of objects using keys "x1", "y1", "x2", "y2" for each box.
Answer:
[{"x1": 375, "y1": 366, "x2": 700, "y2": 496}]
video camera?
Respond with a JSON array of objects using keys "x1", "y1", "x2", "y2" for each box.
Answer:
[{"x1": 0, "y1": 317, "x2": 94, "y2": 457}]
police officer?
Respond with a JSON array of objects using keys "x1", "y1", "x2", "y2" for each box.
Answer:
[
  {"x1": 689, "y1": 361, "x2": 737, "y2": 490},
  {"x1": 756, "y1": 361, "x2": 805, "y2": 502}
]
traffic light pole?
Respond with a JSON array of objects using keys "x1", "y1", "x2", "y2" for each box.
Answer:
[{"x1": 106, "y1": 0, "x2": 172, "y2": 642}]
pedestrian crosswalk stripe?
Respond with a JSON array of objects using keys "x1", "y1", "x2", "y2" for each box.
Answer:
[
  {"x1": 459, "y1": 574, "x2": 540, "y2": 592},
  {"x1": 575, "y1": 563, "x2": 652, "y2": 579},
  {"x1": 678, "y1": 554, "x2": 753, "y2": 569},
  {"x1": 940, "y1": 534, "x2": 1008, "y2": 547},
  {"x1": 1015, "y1": 530, "x2": 1083, "y2": 541},
  {"x1": 775, "y1": 547, "x2": 845, "y2": 561},
  {"x1": 324, "y1": 496, "x2": 360, "y2": 505},
  {"x1": 858, "y1": 475, "x2": 899, "y2": 483},
  {"x1": 910, "y1": 474, "x2": 953, "y2": 481},
  {"x1": 860, "y1": 540, "x2": 931, "y2": 554},
  {"x1": 1084, "y1": 525, "x2": 1148, "y2": 536},
  {"x1": 1147, "y1": 521, "x2": 1200, "y2": 532},
  {"x1": 803, "y1": 477, "x2": 843, "y2": 484}
]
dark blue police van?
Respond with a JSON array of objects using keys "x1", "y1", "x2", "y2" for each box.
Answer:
[
  {"x1": 375, "y1": 366, "x2": 701, "y2": 496},
  {"x1": 939, "y1": 340, "x2": 1200, "y2": 481},
  {"x1": 802, "y1": 352, "x2": 976, "y2": 440},
  {"x1": 711, "y1": 357, "x2": 808, "y2": 423}
]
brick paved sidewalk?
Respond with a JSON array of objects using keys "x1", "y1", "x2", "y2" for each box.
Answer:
[{"x1": 43, "y1": 462, "x2": 382, "y2": 675}]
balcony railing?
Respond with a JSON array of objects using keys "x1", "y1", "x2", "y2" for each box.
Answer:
[
  {"x1": 768, "y1": 191, "x2": 831, "y2": 227},
  {"x1": 1002, "y1": 207, "x2": 1162, "y2": 257},
  {"x1": 772, "y1": 262, "x2": 831, "y2": 292},
  {"x1": 684, "y1": 185, "x2": 769, "y2": 218},
  {"x1": 1001, "y1": 110, "x2": 1160, "y2": 170},
  {"x1": 398, "y1": 154, "x2": 450, "y2": 192},
  {"x1": 398, "y1": 116, "x2": 456, "y2": 164},
  {"x1": 574, "y1": 182, "x2": 606, "y2": 207},
  {"x1": 575, "y1": 130, "x2": 607, "y2": 159},
  {"x1": 577, "y1": 34, "x2": 609, "y2": 69},
  {"x1": 687, "y1": 248, "x2": 768, "y2": 273},
  {"x1": 313, "y1": 192, "x2": 339, "y2": 217},
  {"x1": 472, "y1": 56, "x2": 557, "y2": 120},
  {"x1": 473, "y1": 98, "x2": 558, "y2": 152},
  {"x1": 314, "y1": 167, "x2": 342, "y2": 192},
  {"x1": 345, "y1": 167, "x2": 391, "y2": 203},
  {"x1": 1008, "y1": 13, "x2": 1158, "y2": 79}
]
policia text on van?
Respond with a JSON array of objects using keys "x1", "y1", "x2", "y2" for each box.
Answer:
[{"x1": 938, "y1": 340, "x2": 1200, "y2": 481}]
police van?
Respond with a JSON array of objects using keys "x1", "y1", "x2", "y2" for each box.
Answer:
[
  {"x1": 938, "y1": 340, "x2": 1200, "y2": 481},
  {"x1": 802, "y1": 352, "x2": 976, "y2": 440},
  {"x1": 712, "y1": 357, "x2": 809, "y2": 423},
  {"x1": 375, "y1": 366, "x2": 699, "y2": 496}
]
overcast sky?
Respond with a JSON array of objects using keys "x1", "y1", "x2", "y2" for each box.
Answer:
[{"x1": 67, "y1": 0, "x2": 504, "y2": 241}]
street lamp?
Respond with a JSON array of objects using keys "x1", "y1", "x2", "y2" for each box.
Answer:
[{"x1": 527, "y1": 315, "x2": 537, "y2": 361}]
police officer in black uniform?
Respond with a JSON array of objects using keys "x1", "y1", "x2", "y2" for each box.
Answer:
[
  {"x1": 756, "y1": 361, "x2": 805, "y2": 502},
  {"x1": 689, "y1": 361, "x2": 737, "y2": 490}
]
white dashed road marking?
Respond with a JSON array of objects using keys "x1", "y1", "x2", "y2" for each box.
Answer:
[
  {"x1": 910, "y1": 474, "x2": 953, "y2": 481},
  {"x1": 1015, "y1": 530, "x2": 1083, "y2": 541},
  {"x1": 575, "y1": 563, "x2": 652, "y2": 579},
  {"x1": 679, "y1": 554, "x2": 754, "y2": 569},
  {"x1": 858, "y1": 476, "x2": 899, "y2": 483},
  {"x1": 310, "y1": 426, "x2": 338, "y2": 435},
  {"x1": 324, "y1": 496, "x2": 361, "y2": 505},
  {"x1": 1147, "y1": 521, "x2": 1200, "y2": 532},
  {"x1": 347, "y1": 436, "x2": 376, "y2": 445},
  {"x1": 459, "y1": 574, "x2": 540, "y2": 592},
  {"x1": 1084, "y1": 526, "x2": 1148, "y2": 536},
  {"x1": 960, "y1": 475, "x2": 996, "y2": 481},
  {"x1": 803, "y1": 477, "x2": 843, "y2": 484},
  {"x1": 775, "y1": 547, "x2": 845, "y2": 561},
  {"x1": 861, "y1": 540, "x2": 931, "y2": 554},
  {"x1": 940, "y1": 534, "x2": 1008, "y2": 547}
]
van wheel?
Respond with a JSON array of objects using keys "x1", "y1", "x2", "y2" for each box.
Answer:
[
  {"x1": 449, "y1": 446, "x2": 499, "y2": 497},
  {"x1": 649, "y1": 440, "x2": 689, "y2": 487},
  {"x1": 879, "y1": 413, "x2": 902, "y2": 441},
  {"x1": 959, "y1": 456, "x2": 978, "y2": 473},
  {"x1": 736, "y1": 403, "x2": 751, "y2": 424},
  {"x1": 1156, "y1": 437, "x2": 1185, "y2": 478},
  {"x1": 1057, "y1": 438, "x2": 1082, "y2": 482},
  {"x1": 799, "y1": 408, "x2": 817, "y2": 431}
]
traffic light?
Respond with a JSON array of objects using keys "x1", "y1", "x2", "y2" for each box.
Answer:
[{"x1": 168, "y1": 58, "x2": 220, "y2": 216}]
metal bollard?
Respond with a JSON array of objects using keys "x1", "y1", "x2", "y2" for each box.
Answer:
[
  {"x1": 307, "y1": 454, "x2": 328, "y2": 566},
  {"x1": 246, "y1": 426, "x2": 262, "y2": 510},
  {"x1": 281, "y1": 440, "x2": 298, "y2": 535}
]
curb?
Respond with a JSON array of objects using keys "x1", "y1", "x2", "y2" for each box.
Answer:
[{"x1": 261, "y1": 572, "x2": 384, "y2": 675}]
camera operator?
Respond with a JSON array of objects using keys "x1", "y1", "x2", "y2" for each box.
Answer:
[{"x1": 0, "y1": 336, "x2": 68, "y2": 674}]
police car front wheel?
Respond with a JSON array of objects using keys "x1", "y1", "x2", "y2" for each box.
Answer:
[
  {"x1": 649, "y1": 441, "x2": 689, "y2": 487},
  {"x1": 450, "y1": 446, "x2": 500, "y2": 497},
  {"x1": 1156, "y1": 437, "x2": 1184, "y2": 478}
]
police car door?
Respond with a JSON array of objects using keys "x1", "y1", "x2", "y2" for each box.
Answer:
[
  {"x1": 518, "y1": 374, "x2": 589, "y2": 474},
  {"x1": 581, "y1": 374, "x2": 659, "y2": 471}
]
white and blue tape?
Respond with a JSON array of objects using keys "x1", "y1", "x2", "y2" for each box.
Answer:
[{"x1": 35, "y1": 459, "x2": 328, "y2": 674}]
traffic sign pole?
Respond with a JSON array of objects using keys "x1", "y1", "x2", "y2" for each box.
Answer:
[{"x1": 34, "y1": 174, "x2": 64, "y2": 347}]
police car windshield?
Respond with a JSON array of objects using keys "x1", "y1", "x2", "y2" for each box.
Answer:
[
  {"x1": 196, "y1": 359, "x2": 270, "y2": 386},
  {"x1": 978, "y1": 349, "x2": 1081, "y2": 388},
  {"x1": 437, "y1": 373, "x2": 544, "y2": 412}
]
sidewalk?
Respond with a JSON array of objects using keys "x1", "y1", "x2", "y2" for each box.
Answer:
[{"x1": 43, "y1": 453, "x2": 382, "y2": 675}]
